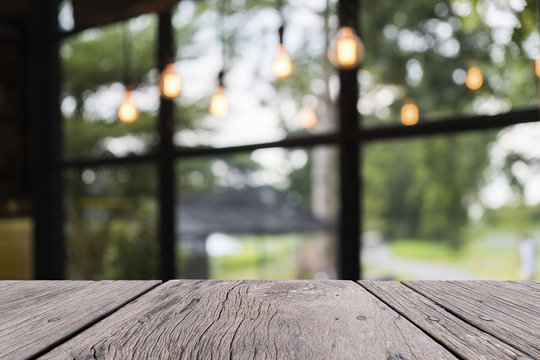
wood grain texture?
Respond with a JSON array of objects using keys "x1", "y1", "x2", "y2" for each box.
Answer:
[
  {"x1": 360, "y1": 280, "x2": 530, "y2": 360},
  {"x1": 404, "y1": 280, "x2": 540, "y2": 359},
  {"x1": 39, "y1": 280, "x2": 457, "y2": 359},
  {"x1": 0, "y1": 280, "x2": 160, "y2": 360}
]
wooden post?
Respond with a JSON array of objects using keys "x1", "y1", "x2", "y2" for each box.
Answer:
[
  {"x1": 31, "y1": 0, "x2": 64, "y2": 279},
  {"x1": 337, "y1": 0, "x2": 361, "y2": 280},
  {"x1": 157, "y1": 10, "x2": 176, "y2": 281}
]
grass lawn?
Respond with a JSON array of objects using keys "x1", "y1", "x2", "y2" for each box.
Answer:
[
  {"x1": 208, "y1": 235, "x2": 309, "y2": 279},
  {"x1": 389, "y1": 235, "x2": 539, "y2": 280},
  {"x1": 179, "y1": 230, "x2": 539, "y2": 280}
]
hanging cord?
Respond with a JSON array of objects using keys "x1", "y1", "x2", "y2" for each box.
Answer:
[
  {"x1": 278, "y1": 0, "x2": 285, "y2": 42},
  {"x1": 537, "y1": 0, "x2": 540, "y2": 58},
  {"x1": 277, "y1": 0, "x2": 285, "y2": 18},
  {"x1": 219, "y1": 0, "x2": 228, "y2": 74},
  {"x1": 123, "y1": 23, "x2": 134, "y2": 90}
]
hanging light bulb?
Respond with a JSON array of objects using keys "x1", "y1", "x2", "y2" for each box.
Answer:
[
  {"x1": 273, "y1": 44, "x2": 294, "y2": 79},
  {"x1": 118, "y1": 84, "x2": 138, "y2": 123},
  {"x1": 535, "y1": 57, "x2": 540, "y2": 77},
  {"x1": 210, "y1": 71, "x2": 228, "y2": 117},
  {"x1": 401, "y1": 101, "x2": 419, "y2": 126},
  {"x1": 210, "y1": 86, "x2": 228, "y2": 117},
  {"x1": 272, "y1": 25, "x2": 293, "y2": 79},
  {"x1": 299, "y1": 106, "x2": 317, "y2": 129},
  {"x1": 159, "y1": 62, "x2": 181, "y2": 99},
  {"x1": 465, "y1": 65, "x2": 483, "y2": 90},
  {"x1": 328, "y1": 26, "x2": 364, "y2": 69},
  {"x1": 118, "y1": 26, "x2": 138, "y2": 123}
]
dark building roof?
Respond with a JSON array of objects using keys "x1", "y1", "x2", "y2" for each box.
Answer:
[{"x1": 178, "y1": 187, "x2": 330, "y2": 237}]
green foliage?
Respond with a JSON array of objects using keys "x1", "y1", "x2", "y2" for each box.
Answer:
[
  {"x1": 483, "y1": 203, "x2": 540, "y2": 233},
  {"x1": 65, "y1": 166, "x2": 158, "y2": 279},
  {"x1": 364, "y1": 131, "x2": 496, "y2": 248},
  {"x1": 62, "y1": 17, "x2": 156, "y2": 106},
  {"x1": 178, "y1": 152, "x2": 262, "y2": 192},
  {"x1": 103, "y1": 200, "x2": 158, "y2": 279},
  {"x1": 362, "y1": 0, "x2": 537, "y2": 249},
  {"x1": 362, "y1": 0, "x2": 538, "y2": 126}
]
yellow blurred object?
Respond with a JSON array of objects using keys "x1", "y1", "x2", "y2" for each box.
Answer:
[
  {"x1": 118, "y1": 90, "x2": 138, "y2": 123},
  {"x1": 273, "y1": 44, "x2": 293, "y2": 79},
  {"x1": 401, "y1": 102, "x2": 419, "y2": 126},
  {"x1": 0, "y1": 218, "x2": 33, "y2": 279},
  {"x1": 299, "y1": 106, "x2": 317, "y2": 129},
  {"x1": 465, "y1": 65, "x2": 483, "y2": 90},
  {"x1": 210, "y1": 85, "x2": 228, "y2": 117},
  {"x1": 328, "y1": 26, "x2": 364, "y2": 69},
  {"x1": 159, "y1": 63, "x2": 182, "y2": 99},
  {"x1": 535, "y1": 57, "x2": 540, "y2": 77}
]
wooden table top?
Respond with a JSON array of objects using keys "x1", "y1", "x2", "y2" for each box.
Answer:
[{"x1": 0, "y1": 280, "x2": 538, "y2": 359}]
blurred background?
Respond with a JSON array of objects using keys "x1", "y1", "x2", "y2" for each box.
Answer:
[{"x1": 0, "y1": 0, "x2": 539, "y2": 281}]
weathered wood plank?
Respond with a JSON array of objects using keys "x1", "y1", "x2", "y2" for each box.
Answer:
[
  {"x1": 404, "y1": 280, "x2": 540, "y2": 359},
  {"x1": 408, "y1": 281, "x2": 540, "y2": 333},
  {"x1": 39, "y1": 280, "x2": 457, "y2": 359},
  {"x1": 459, "y1": 281, "x2": 540, "y2": 316},
  {"x1": 360, "y1": 280, "x2": 531, "y2": 360},
  {"x1": 507, "y1": 280, "x2": 540, "y2": 295},
  {"x1": 0, "y1": 280, "x2": 160, "y2": 360}
]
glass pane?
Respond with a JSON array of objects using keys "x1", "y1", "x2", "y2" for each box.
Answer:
[
  {"x1": 62, "y1": 15, "x2": 158, "y2": 159},
  {"x1": 361, "y1": 0, "x2": 538, "y2": 127},
  {"x1": 172, "y1": 0, "x2": 337, "y2": 148},
  {"x1": 65, "y1": 164, "x2": 158, "y2": 279},
  {"x1": 363, "y1": 124, "x2": 540, "y2": 280},
  {"x1": 176, "y1": 146, "x2": 338, "y2": 279}
]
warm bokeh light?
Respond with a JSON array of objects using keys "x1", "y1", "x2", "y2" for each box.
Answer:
[
  {"x1": 401, "y1": 102, "x2": 419, "y2": 126},
  {"x1": 159, "y1": 63, "x2": 181, "y2": 99},
  {"x1": 272, "y1": 44, "x2": 293, "y2": 79},
  {"x1": 118, "y1": 90, "x2": 138, "y2": 123},
  {"x1": 535, "y1": 57, "x2": 540, "y2": 77},
  {"x1": 210, "y1": 85, "x2": 228, "y2": 117},
  {"x1": 465, "y1": 65, "x2": 483, "y2": 90},
  {"x1": 328, "y1": 27, "x2": 364, "y2": 69},
  {"x1": 299, "y1": 106, "x2": 317, "y2": 129}
]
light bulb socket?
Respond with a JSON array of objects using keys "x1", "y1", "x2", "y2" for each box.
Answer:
[
  {"x1": 278, "y1": 25, "x2": 285, "y2": 45},
  {"x1": 217, "y1": 70, "x2": 225, "y2": 87},
  {"x1": 163, "y1": 58, "x2": 175, "y2": 70},
  {"x1": 124, "y1": 79, "x2": 136, "y2": 91}
]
